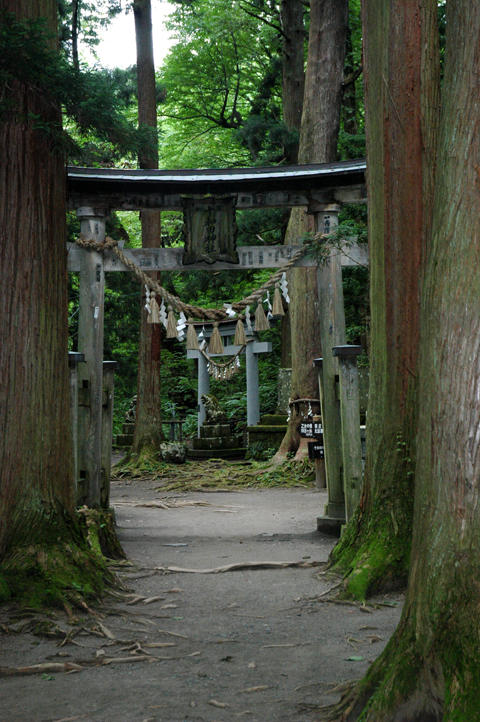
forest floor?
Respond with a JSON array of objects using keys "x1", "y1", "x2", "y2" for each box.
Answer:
[{"x1": 0, "y1": 459, "x2": 403, "y2": 722}]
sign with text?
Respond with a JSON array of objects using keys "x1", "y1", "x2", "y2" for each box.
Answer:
[
  {"x1": 299, "y1": 420, "x2": 323, "y2": 438},
  {"x1": 308, "y1": 441, "x2": 325, "y2": 460}
]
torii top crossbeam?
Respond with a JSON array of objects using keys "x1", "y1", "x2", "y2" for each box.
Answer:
[{"x1": 67, "y1": 159, "x2": 366, "y2": 211}]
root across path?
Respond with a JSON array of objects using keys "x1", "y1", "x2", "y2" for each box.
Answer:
[{"x1": 0, "y1": 464, "x2": 403, "y2": 721}]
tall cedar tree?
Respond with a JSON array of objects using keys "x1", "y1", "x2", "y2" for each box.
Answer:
[
  {"x1": 0, "y1": 0, "x2": 108, "y2": 604},
  {"x1": 276, "y1": 0, "x2": 348, "y2": 460},
  {"x1": 328, "y1": 0, "x2": 437, "y2": 598},
  {"x1": 280, "y1": 0, "x2": 305, "y2": 163},
  {"x1": 132, "y1": 0, "x2": 163, "y2": 457},
  {"x1": 327, "y1": 1, "x2": 480, "y2": 719}
]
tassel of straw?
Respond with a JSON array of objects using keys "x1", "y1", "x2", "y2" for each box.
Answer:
[
  {"x1": 254, "y1": 300, "x2": 270, "y2": 331},
  {"x1": 148, "y1": 293, "x2": 161, "y2": 324},
  {"x1": 186, "y1": 319, "x2": 199, "y2": 350},
  {"x1": 166, "y1": 305, "x2": 178, "y2": 338},
  {"x1": 272, "y1": 283, "x2": 285, "y2": 317},
  {"x1": 234, "y1": 318, "x2": 246, "y2": 346},
  {"x1": 208, "y1": 322, "x2": 224, "y2": 354}
]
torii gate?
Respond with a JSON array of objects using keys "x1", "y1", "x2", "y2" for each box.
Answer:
[{"x1": 66, "y1": 159, "x2": 367, "y2": 523}]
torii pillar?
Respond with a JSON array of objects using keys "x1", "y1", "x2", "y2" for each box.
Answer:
[
  {"x1": 76, "y1": 206, "x2": 106, "y2": 508},
  {"x1": 312, "y1": 202, "x2": 347, "y2": 532},
  {"x1": 187, "y1": 334, "x2": 271, "y2": 436}
]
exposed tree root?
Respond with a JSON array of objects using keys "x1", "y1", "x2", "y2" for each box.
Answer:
[
  {"x1": 77, "y1": 507, "x2": 125, "y2": 561},
  {"x1": 113, "y1": 458, "x2": 315, "y2": 491},
  {"x1": 113, "y1": 445, "x2": 167, "y2": 479}
]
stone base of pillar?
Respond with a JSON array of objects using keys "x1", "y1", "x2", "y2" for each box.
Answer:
[{"x1": 316, "y1": 515, "x2": 344, "y2": 536}]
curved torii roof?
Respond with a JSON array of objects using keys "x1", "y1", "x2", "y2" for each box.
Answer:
[{"x1": 67, "y1": 158, "x2": 366, "y2": 210}]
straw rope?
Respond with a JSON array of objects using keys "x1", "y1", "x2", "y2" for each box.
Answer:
[
  {"x1": 200, "y1": 344, "x2": 246, "y2": 366},
  {"x1": 74, "y1": 234, "x2": 315, "y2": 322}
]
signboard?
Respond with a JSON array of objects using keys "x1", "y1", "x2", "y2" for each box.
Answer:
[
  {"x1": 299, "y1": 420, "x2": 323, "y2": 438},
  {"x1": 182, "y1": 196, "x2": 239, "y2": 265},
  {"x1": 308, "y1": 441, "x2": 325, "y2": 460}
]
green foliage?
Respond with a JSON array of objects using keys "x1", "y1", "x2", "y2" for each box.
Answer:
[
  {"x1": 0, "y1": 11, "x2": 150, "y2": 160},
  {"x1": 158, "y1": 0, "x2": 288, "y2": 167},
  {"x1": 57, "y1": 0, "x2": 124, "y2": 59}
]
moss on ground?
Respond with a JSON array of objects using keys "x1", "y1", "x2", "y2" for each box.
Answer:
[{"x1": 113, "y1": 457, "x2": 315, "y2": 491}]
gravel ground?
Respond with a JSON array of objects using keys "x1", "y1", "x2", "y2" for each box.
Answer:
[{"x1": 0, "y1": 471, "x2": 402, "y2": 722}]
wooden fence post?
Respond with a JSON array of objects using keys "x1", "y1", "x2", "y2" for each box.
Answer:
[
  {"x1": 101, "y1": 361, "x2": 116, "y2": 509},
  {"x1": 314, "y1": 357, "x2": 345, "y2": 532},
  {"x1": 68, "y1": 352, "x2": 84, "y2": 504},
  {"x1": 76, "y1": 206, "x2": 106, "y2": 508},
  {"x1": 333, "y1": 345, "x2": 363, "y2": 522}
]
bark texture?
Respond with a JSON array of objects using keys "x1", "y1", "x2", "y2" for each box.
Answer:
[
  {"x1": 0, "y1": 0, "x2": 111, "y2": 604},
  {"x1": 132, "y1": 0, "x2": 163, "y2": 456},
  {"x1": 276, "y1": 0, "x2": 348, "y2": 459},
  {"x1": 326, "y1": 1, "x2": 480, "y2": 719},
  {"x1": 0, "y1": 0, "x2": 73, "y2": 555},
  {"x1": 280, "y1": 0, "x2": 305, "y2": 163},
  {"x1": 329, "y1": 0, "x2": 439, "y2": 598}
]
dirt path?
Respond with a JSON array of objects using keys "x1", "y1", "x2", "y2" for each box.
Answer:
[{"x1": 0, "y1": 473, "x2": 402, "y2": 722}]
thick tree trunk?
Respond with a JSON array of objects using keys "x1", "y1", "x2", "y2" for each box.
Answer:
[
  {"x1": 132, "y1": 0, "x2": 163, "y2": 457},
  {"x1": 0, "y1": 0, "x2": 110, "y2": 604},
  {"x1": 328, "y1": 0, "x2": 439, "y2": 598},
  {"x1": 341, "y1": 21, "x2": 358, "y2": 138},
  {"x1": 328, "y1": 4, "x2": 480, "y2": 717},
  {"x1": 280, "y1": 0, "x2": 305, "y2": 164},
  {"x1": 276, "y1": 0, "x2": 348, "y2": 460},
  {"x1": 0, "y1": 0, "x2": 73, "y2": 554},
  {"x1": 278, "y1": 0, "x2": 305, "y2": 370}
]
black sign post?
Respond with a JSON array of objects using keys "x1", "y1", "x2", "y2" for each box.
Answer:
[{"x1": 308, "y1": 441, "x2": 325, "y2": 460}]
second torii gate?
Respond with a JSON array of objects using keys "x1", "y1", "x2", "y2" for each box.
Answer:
[
  {"x1": 184, "y1": 320, "x2": 272, "y2": 431},
  {"x1": 66, "y1": 159, "x2": 367, "y2": 522}
]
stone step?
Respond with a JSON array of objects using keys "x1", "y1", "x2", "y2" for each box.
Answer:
[
  {"x1": 247, "y1": 425, "x2": 286, "y2": 448},
  {"x1": 187, "y1": 447, "x2": 246, "y2": 460},
  {"x1": 123, "y1": 422, "x2": 135, "y2": 435},
  {"x1": 193, "y1": 436, "x2": 243, "y2": 451},
  {"x1": 247, "y1": 424, "x2": 287, "y2": 434},
  {"x1": 200, "y1": 423, "x2": 232, "y2": 438},
  {"x1": 115, "y1": 434, "x2": 133, "y2": 447},
  {"x1": 260, "y1": 414, "x2": 287, "y2": 425}
]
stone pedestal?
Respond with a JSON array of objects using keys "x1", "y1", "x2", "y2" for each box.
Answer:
[{"x1": 188, "y1": 422, "x2": 246, "y2": 460}]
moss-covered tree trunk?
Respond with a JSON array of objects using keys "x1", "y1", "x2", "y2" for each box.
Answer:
[
  {"x1": 276, "y1": 0, "x2": 348, "y2": 460},
  {"x1": 132, "y1": 0, "x2": 163, "y2": 458},
  {"x1": 329, "y1": 0, "x2": 439, "y2": 598},
  {"x1": 0, "y1": 0, "x2": 112, "y2": 605},
  {"x1": 329, "y1": 3, "x2": 480, "y2": 717}
]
